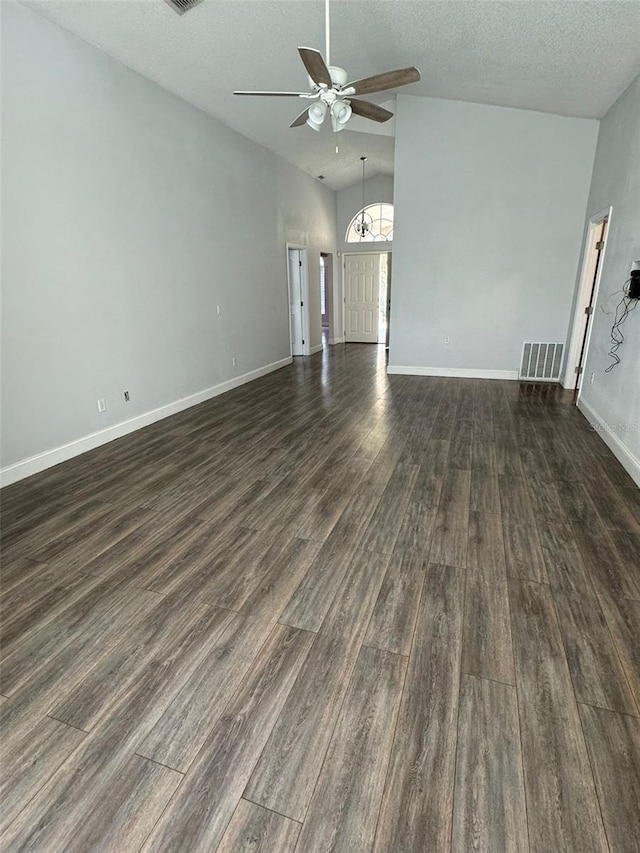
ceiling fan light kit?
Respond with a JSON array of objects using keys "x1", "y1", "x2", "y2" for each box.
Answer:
[
  {"x1": 233, "y1": 0, "x2": 420, "y2": 136},
  {"x1": 307, "y1": 100, "x2": 328, "y2": 131}
]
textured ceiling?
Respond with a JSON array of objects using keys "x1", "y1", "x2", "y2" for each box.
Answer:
[{"x1": 24, "y1": 0, "x2": 640, "y2": 189}]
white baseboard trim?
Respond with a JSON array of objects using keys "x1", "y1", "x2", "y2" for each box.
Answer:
[
  {"x1": 310, "y1": 344, "x2": 324, "y2": 355},
  {"x1": 329, "y1": 337, "x2": 344, "y2": 345},
  {"x1": 387, "y1": 365, "x2": 519, "y2": 380},
  {"x1": 577, "y1": 397, "x2": 640, "y2": 487},
  {"x1": 0, "y1": 356, "x2": 293, "y2": 488}
]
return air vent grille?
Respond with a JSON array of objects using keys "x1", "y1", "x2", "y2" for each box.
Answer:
[
  {"x1": 520, "y1": 342, "x2": 564, "y2": 382},
  {"x1": 163, "y1": 0, "x2": 203, "y2": 15}
]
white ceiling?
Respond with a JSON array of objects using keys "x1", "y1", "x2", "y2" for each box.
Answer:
[{"x1": 24, "y1": 0, "x2": 640, "y2": 190}]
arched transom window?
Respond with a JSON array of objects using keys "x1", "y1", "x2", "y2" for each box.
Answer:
[{"x1": 345, "y1": 203, "x2": 394, "y2": 243}]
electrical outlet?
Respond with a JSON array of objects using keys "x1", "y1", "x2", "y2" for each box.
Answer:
[
  {"x1": 97, "y1": 399, "x2": 107, "y2": 413},
  {"x1": 232, "y1": 357, "x2": 237, "y2": 368},
  {"x1": 124, "y1": 390, "x2": 130, "y2": 402},
  {"x1": 590, "y1": 372, "x2": 595, "y2": 385},
  {"x1": 444, "y1": 336, "x2": 450, "y2": 345}
]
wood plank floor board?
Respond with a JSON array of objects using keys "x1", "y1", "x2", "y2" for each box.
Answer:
[
  {"x1": 295, "y1": 476, "x2": 356, "y2": 543},
  {"x1": 525, "y1": 473, "x2": 569, "y2": 525},
  {"x1": 0, "y1": 498, "x2": 115, "y2": 565},
  {"x1": 0, "y1": 557, "x2": 49, "y2": 597},
  {"x1": 613, "y1": 531, "x2": 640, "y2": 597},
  {"x1": 470, "y1": 440, "x2": 501, "y2": 515},
  {"x1": 49, "y1": 594, "x2": 227, "y2": 731},
  {"x1": 393, "y1": 501, "x2": 436, "y2": 557},
  {"x1": 509, "y1": 578, "x2": 609, "y2": 852},
  {"x1": 0, "y1": 715, "x2": 87, "y2": 834},
  {"x1": 553, "y1": 587, "x2": 638, "y2": 715},
  {"x1": 1, "y1": 747, "x2": 182, "y2": 853},
  {"x1": 362, "y1": 461, "x2": 419, "y2": 555},
  {"x1": 77, "y1": 513, "x2": 207, "y2": 585},
  {"x1": 166, "y1": 524, "x2": 287, "y2": 608},
  {"x1": 140, "y1": 624, "x2": 313, "y2": 852},
  {"x1": 134, "y1": 520, "x2": 256, "y2": 596},
  {"x1": 451, "y1": 675, "x2": 528, "y2": 853},
  {"x1": 554, "y1": 479, "x2": 601, "y2": 526},
  {"x1": 373, "y1": 564, "x2": 464, "y2": 853},
  {"x1": 537, "y1": 521, "x2": 592, "y2": 596},
  {"x1": 294, "y1": 645, "x2": 406, "y2": 853},
  {"x1": 578, "y1": 704, "x2": 640, "y2": 853},
  {"x1": 410, "y1": 438, "x2": 451, "y2": 510},
  {"x1": 463, "y1": 512, "x2": 515, "y2": 685},
  {"x1": 278, "y1": 541, "x2": 361, "y2": 634},
  {"x1": 137, "y1": 536, "x2": 320, "y2": 773},
  {"x1": 279, "y1": 492, "x2": 380, "y2": 632},
  {"x1": 597, "y1": 595, "x2": 640, "y2": 712},
  {"x1": 364, "y1": 548, "x2": 425, "y2": 657},
  {"x1": 0, "y1": 569, "x2": 95, "y2": 653},
  {"x1": 216, "y1": 800, "x2": 301, "y2": 853},
  {"x1": 199, "y1": 527, "x2": 298, "y2": 612},
  {"x1": 428, "y1": 468, "x2": 471, "y2": 568},
  {"x1": 31, "y1": 505, "x2": 157, "y2": 573},
  {"x1": 63, "y1": 603, "x2": 235, "y2": 744},
  {"x1": 466, "y1": 508, "x2": 507, "y2": 572},
  {"x1": 448, "y1": 418, "x2": 473, "y2": 471},
  {"x1": 494, "y1": 439, "x2": 525, "y2": 477},
  {"x1": 571, "y1": 520, "x2": 640, "y2": 601},
  {"x1": 499, "y1": 475, "x2": 548, "y2": 583},
  {"x1": 582, "y1": 470, "x2": 640, "y2": 535},
  {"x1": 0, "y1": 577, "x2": 161, "y2": 700},
  {"x1": 354, "y1": 437, "x2": 407, "y2": 498},
  {"x1": 245, "y1": 550, "x2": 391, "y2": 821}
]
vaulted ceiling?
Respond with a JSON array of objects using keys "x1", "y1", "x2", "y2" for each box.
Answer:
[{"x1": 25, "y1": 0, "x2": 640, "y2": 189}]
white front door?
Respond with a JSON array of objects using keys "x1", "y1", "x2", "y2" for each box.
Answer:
[
  {"x1": 344, "y1": 254, "x2": 380, "y2": 343},
  {"x1": 288, "y1": 249, "x2": 305, "y2": 356}
]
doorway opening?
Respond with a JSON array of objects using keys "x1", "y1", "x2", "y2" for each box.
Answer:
[
  {"x1": 320, "y1": 252, "x2": 332, "y2": 349},
  {"x1": 287, "y1": 246, "x2": 310, "y2": 357},
  {"x1": 564, "y1": 209, "x2": 611, "y2": 397},
  {"x1": 343, "y1": 252, "x2": 390, "y2": 344}
]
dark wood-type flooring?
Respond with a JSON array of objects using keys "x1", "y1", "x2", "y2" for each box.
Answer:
[{"x1": 1, "y1": 344, "x2": 639, "y2": 852}]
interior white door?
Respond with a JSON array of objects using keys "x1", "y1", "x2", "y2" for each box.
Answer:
[
  {"x1": 288, "y1": 249, "x2": 304, "y2": 356},
  {"x1": 344, "y1": 254, "x2": 380, "y2": 343}
]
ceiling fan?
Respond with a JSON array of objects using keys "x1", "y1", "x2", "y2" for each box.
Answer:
[{"x1": 233, "y1": 0, "x2": 420, "y2": 133}]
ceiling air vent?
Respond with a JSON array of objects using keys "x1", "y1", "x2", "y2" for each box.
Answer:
[
  {"x1": 520, "y1": 342, "x2": 564, "y2": 382},
  {"x1": 163, "y1": 0, "x2": 204, "y2": 15}
]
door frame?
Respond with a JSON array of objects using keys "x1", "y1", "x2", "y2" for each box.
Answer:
[
  {"x1": 563, "y1": 207, "x2": 612, "y2": 397},
  {"x1": 286, "y1": 243, "x2": 311, "y2": 357},
  {"x1": 342, "y1": 250, "x2": 389, "y2": 344}
]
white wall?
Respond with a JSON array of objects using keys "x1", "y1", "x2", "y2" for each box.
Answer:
[
  {"x1": 276, "y1": 160, "x2": 337, "y2": 350},
  {"x1": 389, "y1": 94, "x2": 598, "y2": 377},
  {"x1": 574, "y1": 74, "x2": 640, "y2": 484},
  {"x1": 0, "y1": 3, "x2": 336, "y2": 481}
]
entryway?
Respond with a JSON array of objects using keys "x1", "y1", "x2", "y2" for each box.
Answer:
[{"x1": 343, "y1": 252, "x2": 391, "y2": 344}]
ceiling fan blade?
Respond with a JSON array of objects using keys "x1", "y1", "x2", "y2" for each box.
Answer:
[
  {"x1": 346, "y1": 66, "x2": 420, "y2": 96},
  {"x1": 298, "y1": 47, "x2": 332, "y2": 87},
  {"x1": 234, "y1": 91, "x2": 309, "y2": 97},
  {"x1": 349, "y1": 99, "x2": 394, "y2": 123},
  {"x1": 290, "y1": 108, "x2": 310, "y2": 128}
]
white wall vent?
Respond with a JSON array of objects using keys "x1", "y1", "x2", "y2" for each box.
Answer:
[
  {"x1": 163, "y1": 0, "x2": 203, "y2": 15},
  {"x1": 520, "y1": 342, "x2": 564, "y2": 381}
]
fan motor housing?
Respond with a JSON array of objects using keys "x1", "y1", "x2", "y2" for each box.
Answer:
[{"x1": 307, "y1": 66, "x2": 348, "y2": 91}]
